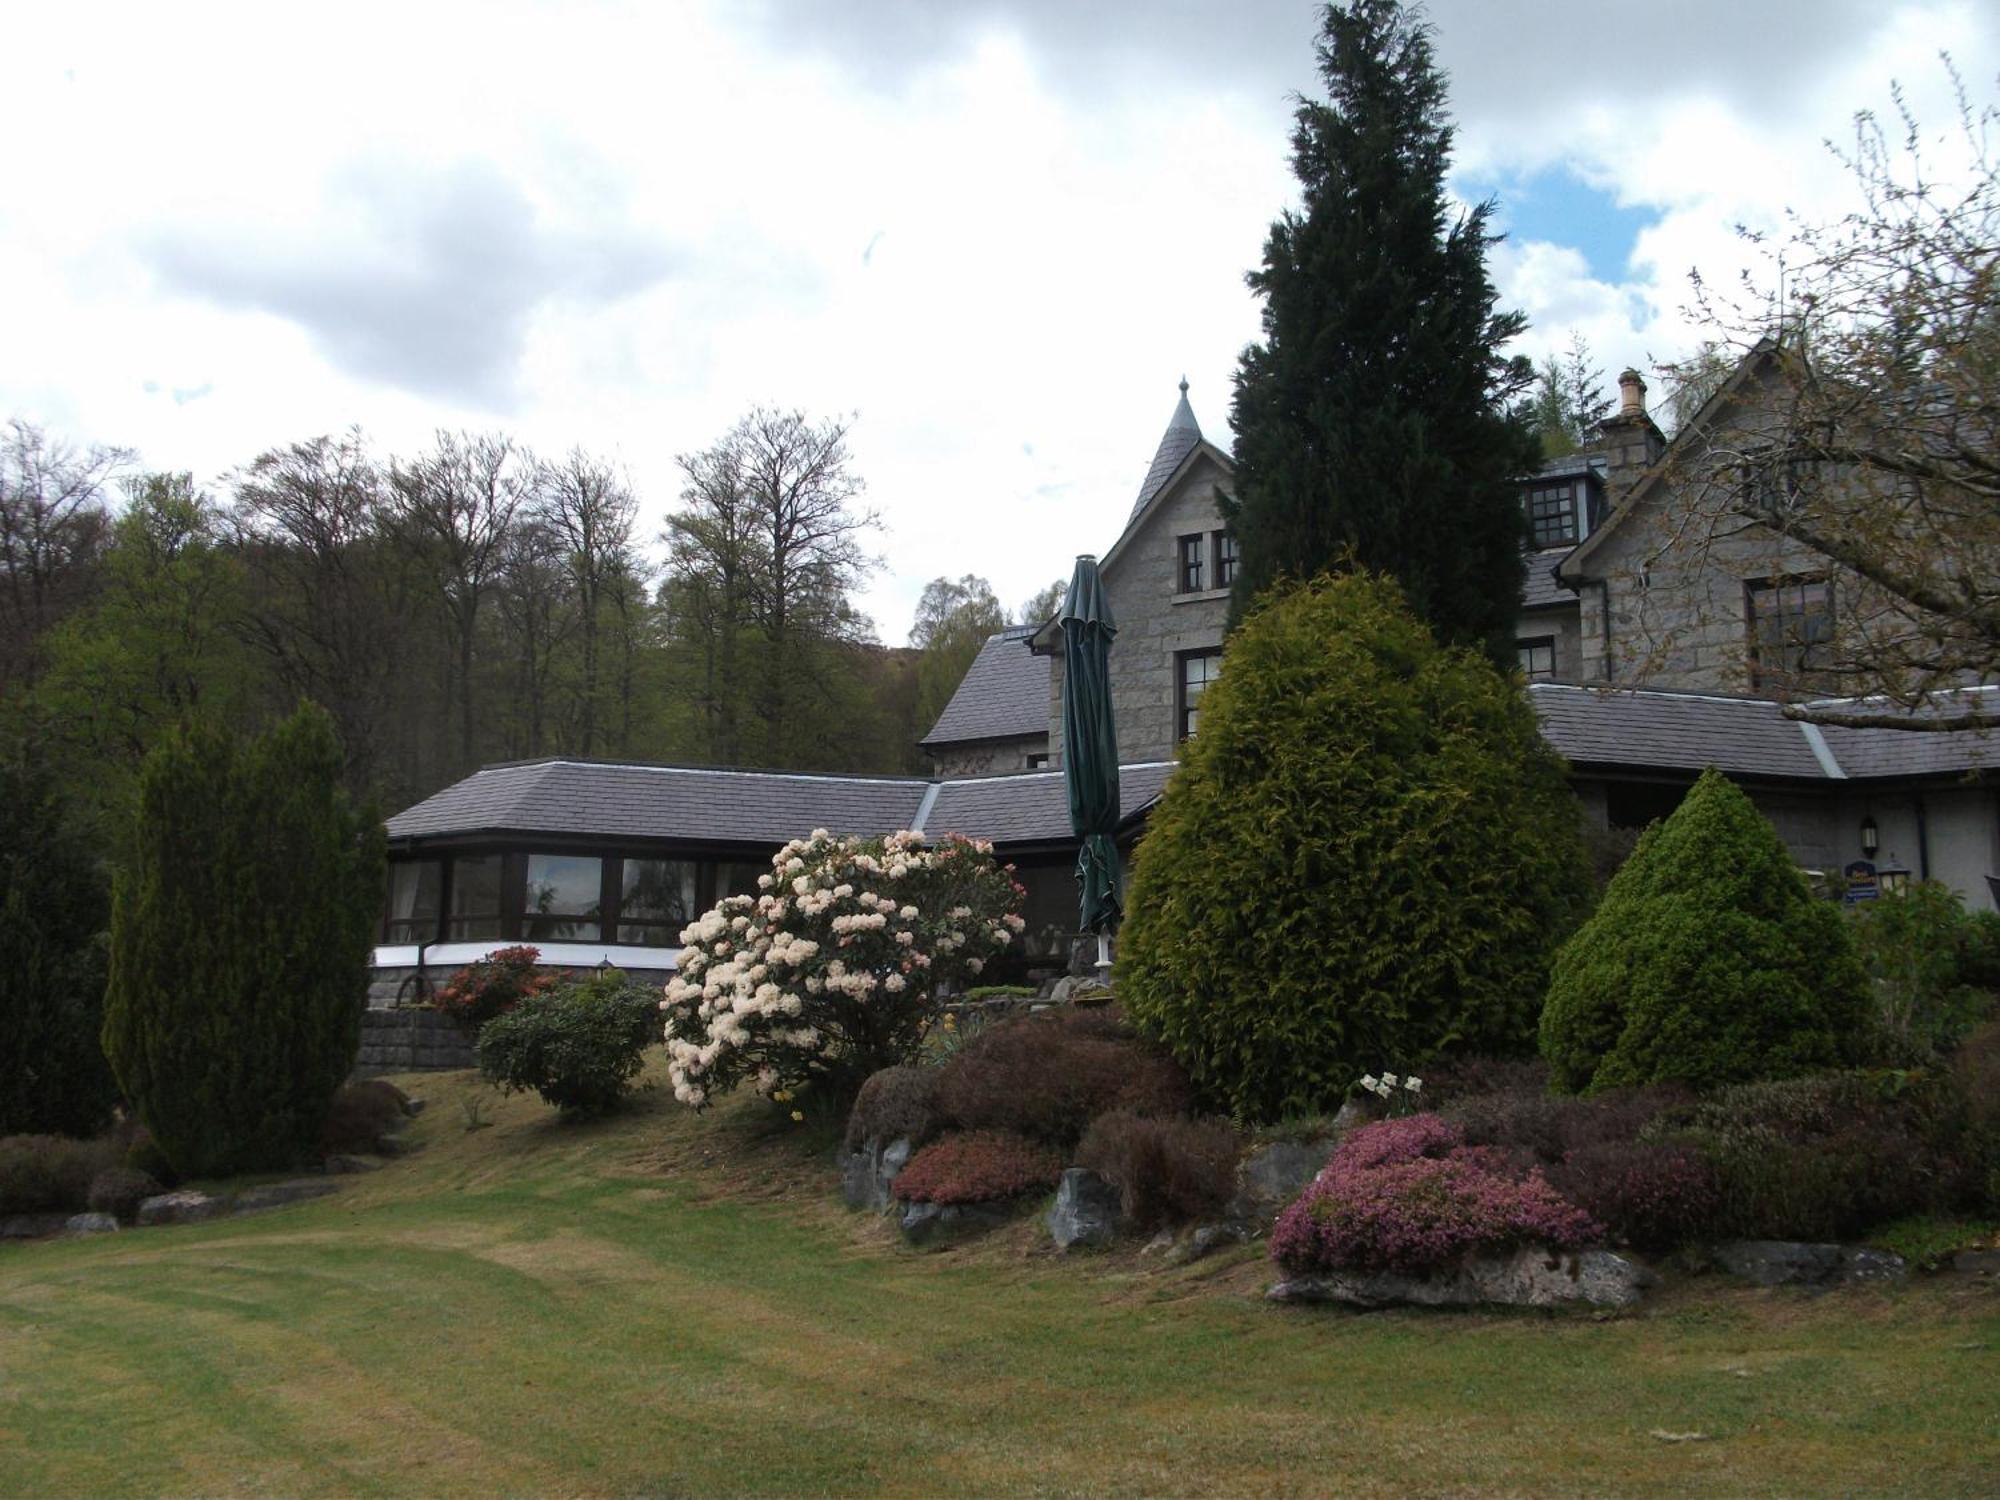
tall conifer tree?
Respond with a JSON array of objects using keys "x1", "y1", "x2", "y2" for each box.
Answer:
[{"x1": 1226, "y1": 0, "x2": 1541, "y2": 663}]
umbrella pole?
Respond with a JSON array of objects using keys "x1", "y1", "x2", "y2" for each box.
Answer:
[{"x1": 1094, "y1": 932, "x2": 1112, "y2": 983}]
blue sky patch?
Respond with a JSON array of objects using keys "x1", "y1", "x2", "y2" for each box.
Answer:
[{"x1": 1461, "y1": 167, "x2": 1658, "y2": 284}]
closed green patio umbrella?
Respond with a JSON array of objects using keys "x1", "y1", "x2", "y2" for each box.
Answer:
[{"x1": 1060, "y1": 554, "x2": 1121, "y2": 974}]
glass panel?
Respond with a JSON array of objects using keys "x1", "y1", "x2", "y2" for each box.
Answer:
[
  {"x1": 1215, "y1": 532, "x2": 1238, "y2": 587},
  {"x1": 384, "y1": 860, "x2": 441, "y2": 942},
  {"x1": 1181, "y1": 652, "x2": 1221, "y2": 737},
  {"x1": 1750, "y1": 578, "x2": 1834, "y2": 688},
  {"x1": 524, "y1": 853, "x2": 603, "y2": 942},
  {"x1": 617, "y1": 858, "x2": 696, "y2": 945},
  {"x1": 1527, "y1": 482, "x2": 1577, "y2": 547},
  {"x1": 1178, "y1": 535, "x2": 1204, "y2": 592},
  {"x1": 448, "y1": 855, "x2": 503, "y2": 940},
  {"x1": 1516, "y1": 638, "x2": 1556, "y2": 681}
]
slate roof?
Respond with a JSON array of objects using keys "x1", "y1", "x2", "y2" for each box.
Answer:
[
  {"x1": 1129, "y1": 380, "x2": 1202, "y2": 523},
  {"x1": 926, "y1": 762, "x2": 1176, "y2": 845},
  {"x1": 1814, "y1": 689, "x2": 2000, "y2": 778},
  {"x1": 1529, "y1": 684, "x2": 1833, "y2": 780},
  {"x1": 919, "y1": 626, "x2": 1050, "y2": 748},
  {"x1": 385, "y1": 760, "x2": 929, "y2": 846},
  {"x1": 1521, "y1": 546, "x2": 1579, "y2": 611}
]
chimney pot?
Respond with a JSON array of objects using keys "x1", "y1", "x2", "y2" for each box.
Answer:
[{"x1": 1617, "y1": 368, "x2": 1647, "y2": 419}]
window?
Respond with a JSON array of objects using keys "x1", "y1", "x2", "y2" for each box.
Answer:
[
  {"x1": 1525, "y1": 480, "x2": 1580, "y2": 548},
  {"x1": 617, "y1": 857, "x2": 697, "y2": 946},
  {"x1": 1214, "y1": 531, "x2": 1238, "y2": 588},
  {"x1": 1177, "y1": 534, "x2": 1205, "y2": 593},
  {"x1": 523, "y1": 853, "x2": 604, "y2": 942},
  {"x1": 1025, "y1": 752, "x2": 1051, "y2": 770},
  {"x1": 1747, "y1": 576, "x2": 1835, "y2": 691},
  {"x1": 1177, "y1": 650, "x2": 1222, "y2": 740},
  {"x1": 383, "y1": 860, "x2": 440, "y2": 943},
  {"x1": 1516, "y1": 636, "x2": 1557, "y2": 681},
  {"x1": 447, "y1": 854, "x2": 504, "y2": 940}
]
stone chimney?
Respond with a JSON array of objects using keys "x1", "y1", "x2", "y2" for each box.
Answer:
[{"x1": 1586, "y1": 367, "x2": 1667, "y2": 503}]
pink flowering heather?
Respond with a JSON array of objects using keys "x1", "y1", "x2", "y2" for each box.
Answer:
[{"x1": 1271, "y1": 1112, "x2": 1602, "y2": 1275}]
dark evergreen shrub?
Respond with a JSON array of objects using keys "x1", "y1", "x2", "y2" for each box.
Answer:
[
  {"x1": 1952, "y1": 1021, "x2": 2000, "y2": 1209},
  {"x1": 0, "y1": 759, "x2": 119, "y2": 1138},
  {"x1": 0, "y1": 1133, "x2": 121, "y2": 1213},
  {"x1": 1074, "y1": 1111, "x2": 1244, "y2": 1230},
  {"x1": 477, "y1": 970, "x2": 658, "y2": 1116},
  {"x1": 890, "y1": 1130, "x2": 1063, "y2": 1205},
  {"x1": 843, "y1": 1064, "x2": 942, "y2": 1152},
  {"x1": 1540, "y1": 767, "x2": 1872, "y2": 1093},
  {"x1": 1117, "y1": 572, "x2": 1592, "y2": 1121},
  {"x1": 101, "y1": 704, "x2": 385, "y2": 1178},
  {"x1": 321, "y1": 1080, "x2": 413, "y2": 1154},
  {"x1": 86, "y1": 1166, "x2": 161, "y2": 1223},
  {"x1": 931, "y1": 1007, "x2": 1193, "y2": 1149}
]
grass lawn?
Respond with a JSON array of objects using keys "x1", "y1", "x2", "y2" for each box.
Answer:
[{"x1": 2, "y1": 1063, "x2": 1996, "y2": 1498}]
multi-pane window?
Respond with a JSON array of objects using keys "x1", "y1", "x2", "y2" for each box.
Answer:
[
  {"x1": 383, "y1": 860, "x2": 440, "y2": 943},
  {"x1": 1526, "y1": 481, "x2": 1580, "y2": 548},
  {"x1": 524, "y1": 853, "x2": 604, "y2": 942},
  {"x1": 1516, "y1": 636, "x2": 1557, "y2": 681},
  {"x1": 618, "y1": 858, "x2": 697, "y2": 945},
  {"x1": 447, "y1": 854, "x2": 504, "y2": 940},
  {"x1": 1178, "y1": 650, "x2": 1222, "y2": 740},
  {"x1": 1747, "y1": 577, "x2": 1835, "y2": 691},
  {"x1": 1177, "y1": 534, "x2": 1205, "y2": 593},
  {"x1": 1214, "y1": 531, "x2": 1238, "y2": 588}
]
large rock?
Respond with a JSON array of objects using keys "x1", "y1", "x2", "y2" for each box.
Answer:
[
  {"x1": 1713, "y1": 1240, "x2": 1907, "y2": 1288},
  {"x1": 840, "y1": 1136, "x2": 912, "y2": 1213},
  {"x1": 898, "y1": 1198, "x2": 1013, "y2": 1247},
  {"x1": 64, "y1": 1212, "x2": 120, "y2": 1235},
  {"x1": 1269, "y1": 1247, "x2": 1654, "y2": 1310},
  {"x1": 1229, "y1": 1138, "x2": 1337, "y2": 1226},
  {"x1": 136, "y1": 1190, "x2": 228, "y2": 1227},
  {"x1": 233, "y1": 1180, "x2": 341, "y2": 1215},
  {"x1": 1167, "y1": 1223, "x2": 1250, "y2": 1266},
  {"x1": 1046, "y1": 1168, "x2": 1122, "y2": 1250},
  {"x1": 0, "y1": 1213, "x2": 71, "y2": 1241},
  {"x1": 1951, "y1": 1248, "x2": 2000, "y2": 1276}
]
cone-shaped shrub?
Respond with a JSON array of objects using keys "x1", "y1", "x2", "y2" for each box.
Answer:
[
  {"x1": 1117, "y1": 572, "x2": 1592, "y2": 1122},
  {"x1": 102, "y1": 704, "x2": 385, "y2": 1177},
  {"x1": 1540, "y1": 767, "x2": 1870, "y2": 1093}
]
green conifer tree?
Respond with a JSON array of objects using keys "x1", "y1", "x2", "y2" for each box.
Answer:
[
  {"x1": 1225, "y1": 0, "x2": 1542, "y2": 663},
  {"x1": 102, "y1": 703, "x2": 385, "y2": 1176},
  {"x1": 1540, "y1": 768, "x2": 1872, "y2": 1093}
]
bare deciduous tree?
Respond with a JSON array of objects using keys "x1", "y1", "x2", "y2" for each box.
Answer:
[{"x1": 0, "y1": 419, "x2": 129, "y2": 686}]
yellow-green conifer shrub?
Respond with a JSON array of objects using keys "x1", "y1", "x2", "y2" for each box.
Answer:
[
  {"x1": 102, "y1": 703, "x2": 385, "y2": 1176},
  {"x1": 1540, "y1": 767, "x2": 1871, "y2": 1093},
  {"x1": 1117, "y1": 573, "x2": 1591, "y2": 1122}
]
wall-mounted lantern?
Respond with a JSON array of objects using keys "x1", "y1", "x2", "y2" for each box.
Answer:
[
  {"x1": 1878, "y1": 861, "x2": 1912, "y2": 896},
  {"x1": 1860, "y1": 815, "x2": 1880, "y2": 858}
]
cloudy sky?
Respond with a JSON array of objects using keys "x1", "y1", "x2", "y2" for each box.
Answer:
[{"x1": 6, "y1": 1, "x2": 1995, "y2": 639}]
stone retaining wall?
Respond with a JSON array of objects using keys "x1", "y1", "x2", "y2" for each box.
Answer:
[{"x1": 355, "y1": 1008, "x2": 479, "y2": 1075}]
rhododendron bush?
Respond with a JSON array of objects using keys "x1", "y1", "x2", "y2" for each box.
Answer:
[
  {"x1": 662, "y1": 829, "x2": 1024, "y2": 1106},
  {"x1": 1270, "y1": 1113, "x2": 1602, "y2": 1276}
]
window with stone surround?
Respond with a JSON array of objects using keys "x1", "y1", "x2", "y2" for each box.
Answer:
[
  {"x1": 1214, "y1": 530, "x2": 1238, "y2": 588},
  {"x1": 1177, "y1": 649, "x2": 1222, "y2": 739},
  {"x1": 1746, "y1": 576, "x2": 1836, "y2": 692},
  {"x1": 1525, "y1": 479, "x2": 1581, "y2": 548},
  {"x1": 1177, "y1": 534, "x2": 1205, "y2": 593},
  {"x1": 1516, "y1": 636, "x2": 1556, "y2": 681}
]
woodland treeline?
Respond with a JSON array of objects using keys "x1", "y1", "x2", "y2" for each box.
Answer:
[{"x1": 0, "y1": 409, "x2": 1057, "y2": 840}]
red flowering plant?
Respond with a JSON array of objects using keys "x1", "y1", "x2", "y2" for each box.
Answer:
[
  {"x1": 891, "y1": 1130, "x2": 1064, "y2": 1205},
  {"x1": 1270, "y1": 1113, "x2": 1602, "y2": 1277},
  {"x1": 434, "y1": 945, "x2": 556, "y2": 1030}
]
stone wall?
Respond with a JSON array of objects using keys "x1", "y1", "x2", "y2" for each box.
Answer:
[
  {"x1": 355, "y1": 1008, "x2": 478, "y2": 1075},
  {"x1": 930, "y1": 736, "x2": 1049, "y2": 779}
]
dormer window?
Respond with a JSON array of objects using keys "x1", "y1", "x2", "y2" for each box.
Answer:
[
  {"x1": 1178, "y1": 534, "x2": 1206, "y2": 593},
  {"x1": 1215, "y1": 531, "x2": 1238, "y2": 588},
  {"x1": 1526, "y1": 480, "x2": 1581, "y2": 548}
]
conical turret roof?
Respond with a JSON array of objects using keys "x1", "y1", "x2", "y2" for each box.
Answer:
[{"x1": 1129, "y1": 377, "x2": 1202, "y2": 522}]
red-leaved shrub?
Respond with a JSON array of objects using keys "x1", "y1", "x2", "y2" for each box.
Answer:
[
  {"x1": 1270, "y1": 1114, "x2": 1601, "y2": 1276},
  {"x1": 434, "y1": 946, "x2": 555, "y2": 1029},
  {"x1": 891, "y1": 1129, "x2": 1064, "y2": 1205},
  {"x1": 1549, "y1": 1140, "x2": 1718, "y2": 1250},
  {"x1": 1075, "y1": 1111, "x2": 1243, "y2": 1229},
  {"x1": 932, "y1": 1008, "x2": 1192, "y2": 1148}
]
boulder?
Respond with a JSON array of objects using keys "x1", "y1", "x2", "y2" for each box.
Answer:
[
  {"x1": 1229, "y1": 1138, "x2": 1336, "y2": 1226},
  {"x1": 1712, "y1": 1241, "x2": 1907, "y2": 1288},
  {"x1": 136, "y1": 1190, "x2": 227, "y2": 1227},
  {"x1": 1168, "y1": 1223, "x2": 1250, "y2": 1266},
  {"x1": 1046, "y1": 1168, "x2": 1122, "y2": 1250},
  {"x1": 898, "y1": 1198, "x2": 1013, "y2": 1248},
  {"x1": 839, "y1": 1136, "x2": 912, "y2": 1213},
  {"x1": 233, "y1": 1180, "x2": 341, "y2": 1215},
  {"x1": 1950, "y1": 1248, "x2": 2000, "y2": 1276},
  {"x1": 0, "y1": 1213, "x2": 72, "y2": 1241},
  {"x1": 1269, "y1": 1247, "x2": 1653, "y2": 1310},
  {"x1": 64, "y1": 1212, "x2": 120, "y2": 1235}
]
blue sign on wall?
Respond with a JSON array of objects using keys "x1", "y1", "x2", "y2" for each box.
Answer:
[{"x1": 1843, "y1": 860, "x2": 1879, "y2": 903}]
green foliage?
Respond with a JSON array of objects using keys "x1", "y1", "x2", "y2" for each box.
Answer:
[
  {"x1": 910, "y1": 574, "x2": 1005, "y2": 733},
  {"x1": 1867, "y1": 1214, "x2": 1999, "y2": 1270},
  {"x1": 477, "y1": 970, "x2": 659, "y2": 1116},
  {"x1": 1530, "y1": 334, "x2": 1613, "y2": 458},
  {"x1": 101, "y1": 703, "x2": 385, "y2": 1177},
  {"x1": 1541, "y1": 769, "x2": 1873, "y2": 1093},
  {"x1": 0, "y1": 757, "x2": 119, "y2": 1137},
  {"x1": 1118, "y1": 573, "x2": 1592, "y2": 1122},
  {"x1": 1225, "y1": 0, "x2": 1541, "y2": 664},
  {"x1": 0, "y1": 1132, "x2": 122, "y2": 1214},
  {"x1": 1848, "y1": 881, "x2": 1999, "y2": 1055}
]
